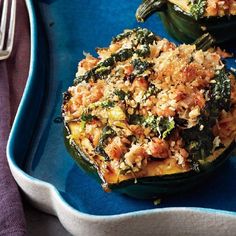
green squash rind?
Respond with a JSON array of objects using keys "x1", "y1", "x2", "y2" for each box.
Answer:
[
  {"x1": 136, "y1": 1, "x2": 236, "y2": 44},
  {"x1": 162, "y1": 3, "x2": 236, "y2": 44},
  {"x1": 64, "y1": 125, "x2": 101, "y2": 180},
  {"x1": 62, "y1": 29, "x2": 236, "y2": 199},
  {"x1": 64, "y1": 122, "x2": 235, "y2": 199}
]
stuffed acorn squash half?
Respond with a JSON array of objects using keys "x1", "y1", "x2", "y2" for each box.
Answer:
[
  {"x1": 136, "y1": 0, "x2": 236, "y2": 44},
  {"x1": 62, "y1": 28, "x2": 236, "y2": 199}
]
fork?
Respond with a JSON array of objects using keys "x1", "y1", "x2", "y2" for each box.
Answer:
[{"x1": 0, "y1": 0, "x2": 16, "y2": 60}]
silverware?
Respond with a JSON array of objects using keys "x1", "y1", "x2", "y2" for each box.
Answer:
[{"x1": 0, "y1": 0, "x2": 16, "y2": 60}]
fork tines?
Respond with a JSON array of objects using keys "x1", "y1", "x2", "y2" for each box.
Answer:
[{"x1": 0, "y1": 0, "x2": 16, "y2": 60}]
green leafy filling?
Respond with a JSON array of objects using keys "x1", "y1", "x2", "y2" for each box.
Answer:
[
  {"x1": 95, "y1": 126, "x2": 116, "y2": 161},
  {"x1": 74, "y1": 28, "x2": 158, "y2": 85},
  {"x1": 112, "y1": 28, "x2": 157, "y2": 46},
  {"x1": 135, "y1": 28, "x2": 157, "y2": 45},
  {"x1": 182, "y1": 125, "x2": 214, "y2": 172},
  {"x1": 131, "y1": 59, "x2": 154, "y2": 75},
  {"x1": 136, "y1": 44, "x2": 150, "y2": 58},
  {"x1": 143, "y1": 116, "x2": 175, "y2": 139},
  {"x1": 79, "y1": 113, "x2": 96, "y2": 131},
  {"x1": 143, "y1": 83, "x2": 160, "y2": 100},
  {"x1": 114, "y1": 90, "x2": 131, "y2": 100},
  {"x1": 94, "y1": 66, "x2": 111, "y2": 77},
  {"x1": 113, "y1": 49, "x2": 134, "y2": 62},
  {"x1": 112, "y1": 29, "x2": 137, "y2": 43},
  {"x1": 182, "y1": 69, "x2": 231, "y2": 171},
  {"x1": 100, "y1": 100, "x2": 115, "y2": 108},
  {"x1": 128, "y1": 114, "x2": 144, "y2": 125},
  {"x1": 74, "y1": 48, "x2": 134, "y2": 85},
  {"x1": 128, "y1": 114, "x2": 175, "y2": 139},
  {"x1": 190, "y1": 0, "x2": 207, "y2": 20},
  {"x1": 81, "y1": 113, "x2": 95, "y2": 122}
]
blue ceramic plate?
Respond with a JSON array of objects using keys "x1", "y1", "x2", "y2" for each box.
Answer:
[{"x1": 7, "y1": 0, "x2": 236, "y2": 235}]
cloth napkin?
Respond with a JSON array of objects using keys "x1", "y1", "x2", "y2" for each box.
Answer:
[{"x1": 0, "y1": 0, "x2": 30, "y2": 235}]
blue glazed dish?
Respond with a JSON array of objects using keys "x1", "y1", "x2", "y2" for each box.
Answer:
[{"x1": 6, "y1": 0, "x2": 236, "y2": 234}]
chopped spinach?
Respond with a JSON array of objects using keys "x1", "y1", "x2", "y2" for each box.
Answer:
[
  {"x1": 114, "y1": 89, "x2": 131, "y2": 100},
  {"x1": 147, "y1": 83, "x2": 157, "y2": 95},
  {"x1": 74, "y1": 70, "x2": 94, "y2": 84},
  {"x1": 210, "y1": 69, "x2": 231, "y2": 111},
  {"x1": 81, "y1": 113, "x2": 95, "y2": 122},
  {"x1": 200, "y1": 69, "x2": 231, "y2": 126},
  {"x1": 143, "y1": 83, "x2": 160, "y2": 99},
  {"x1": 94, "y1": 66, "x2": 111, "y2": 77},
  {"x1": 95, "y1": 126, "x2": 116, "y2": 161},
  {"x1": 74, "y1": 48, "x2": 134, "y2": 85},
  {"x1": 112, "y1": 29, "x2": 137, "y2": 43},
  {"x1": 182, "y1": 69, "x2": 231, "y2": 170},
  {"x1": 113, "y1": 48, "x2": 134, "y2": 62},
  {"x1": 112, "y1": 28, "x2": 157, "y2": 46},
  {"x1": 128, "y1": 114, "x2": 144, "y2": 125},
  {"x1": 143, "y1": 115, "x2": 155, "y2": 127},
  {"x1": 131, "y1": 59, "x2": 154, "y2": 75},
  {"x1": 74, "y1": 28, "x2": 158, "y2": 85},
  {"x1": 136, "y1": 44, "x2": 150, "y2": 58},
  {"x1": 175, "y1": 117, "x2": 188, "y2": 128},
  {"x1": 143, "y1": 116, "x2": 175, "y2": 139},
  {"x1": 182, "y1": 125, "x2": 214, "y2": 172},
  {"x1": 190, "y1": 0, "x2": 207, "y2": 20},
  {"x1": 161, "y1": 118, "x2": 176, "y2": 139},
  {"x1": 100, "y1": 57, "x2": 115, "y2": 67},
  {"x1": 100, "y1": 100, "x2": 115, "y2": 108},
  {"x1": 128, "y1": 114, "x2": 175, "y2": 139},
  {"x1": 135, "y1": 28, "x2": 157, "y2": 45}
]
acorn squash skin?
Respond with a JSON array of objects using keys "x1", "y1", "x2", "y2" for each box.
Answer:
[
  {"x1": 136, "y1": 0, "x2": 236, "y2": 44},
  {"x1": 160, "y1": 3, "x2": 236, "y2": 44},
  {"x1": 62, "y1": 27, "x2": 236, "y2": 199},
  {"x1": 64, "y1": 123, "x2": 236, "y2": 199}
]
